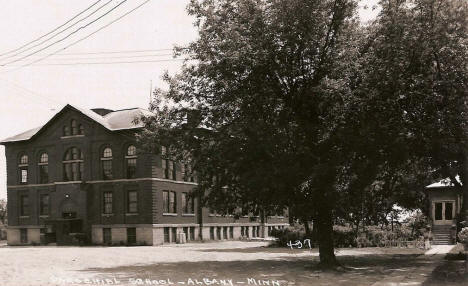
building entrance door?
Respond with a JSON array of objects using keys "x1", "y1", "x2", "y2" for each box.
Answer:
[{"x1": 433, "y1": 201, "x2": 455, "y2": 225}]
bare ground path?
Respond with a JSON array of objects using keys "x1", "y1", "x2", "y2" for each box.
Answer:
[{"x1": 0, "y1": 241, "x2": 461, "y2": 286}]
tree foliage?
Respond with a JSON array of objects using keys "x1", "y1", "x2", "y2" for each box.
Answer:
[{"x1": 138, "y1": 0, "x2": 468, "y2": 266}]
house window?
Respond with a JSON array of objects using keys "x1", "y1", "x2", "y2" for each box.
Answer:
[
  {"x1": 163, "y1": 191, "x2": 169, "y2": 213},
  {"x1": 79, "y1": 124, "x2": 84, "y2": 135},
  {"x1": 181, "y1": 192, "x2": 194, "y2": 214},
  {"x1": 171, "y1": 161, "x2": 176, "y2": 180},
  {"x1": 125, "y1": 145, "x2": 137, "y2": 179},
  {"x1": 101, "y1": 147, "x2": 113, "y2": 180},
  {"x1": 171, "y1": 227, "x2": 177, "y2": 243},
  {"x1": 183, "y1": 163, "x2": 194, "y2": 182},
  {"x1": 71, "y1": 119, "x2": 78, "y2": 135},
  {"x1": 63, "y1": 147, "x2": 83, "y2": 181},
  {"x1": 190, "y1": 226, "x2": 195, "y2": 240},
  {"x1": 38, "y1": 152, "x2": 49, "y2": 183},
  {"x1": 20, "y1": 195, "x2": 29, "y2": 216},
  {"x1": 164, "y1": 227, "x2": 170, "y2": 243},
  {"x1": 127, "y1": 227, "x2": 136, "y2": 245},
  {"x1": 63, "y1": 126, "x2": 70, "y2": 136},
  {"x1": 223, "y1": 226, "x2": 228, "y2": 239},
  {"x1": 39, "y1": 194, "x2": 49, "y2": 216},
  {"x1": 210, "y1": 227, "x2": 214, "y2": 240},
  {"x1": 169, "y1": 191, "x2": 176, "y2": 213},
  {"x1": 229, "y1": 226, "x2": 233, "y2": 239},
  {"x1": 216, "y1": 227, "x2": 221, "y2": 240},
  {"x1": 103, "y1": 228, "x2": 112, "y2": 244},
  {"x1": 163, "y1": 159, "x2": 170, "y2": 179},
  {"x1": 163, "y1": 190, "x2": 177, "y2": 213},
  {"x1": 127, "y1": 190, "x2": 138, "y2": 213},
  {"x1": 18, "y1": 154, "x2": 28, "y2": 184},
  {"x1": 161, "y1": 146, "x2": 176, "y2": 180},
  {"x1": 20, "y1": 228, "x2": 28, "y2": 243},
  {"x1": 103, "y1": 191, "x2": 113, "y2": 214}
]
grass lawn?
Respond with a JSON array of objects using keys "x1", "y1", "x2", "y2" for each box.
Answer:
[{"x1": 79, "y1": 246, "x2": 433, "y2": 286}]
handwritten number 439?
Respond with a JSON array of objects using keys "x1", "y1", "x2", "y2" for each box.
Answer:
[{"x1": 287, "y1": 239, "x2": 312, "y2": 249}]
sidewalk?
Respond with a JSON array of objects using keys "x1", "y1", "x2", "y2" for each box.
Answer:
[{"x1": 370, "y1": 245, "x2": 456, "y2": 286}]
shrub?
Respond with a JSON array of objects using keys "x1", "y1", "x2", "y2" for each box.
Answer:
[
  {"x1": 333, "y1": 226, "x2": 356, "y2": 247},
  {"x1": 457, "y1": 227, "x2": 468, "y2": 244},
  {"x1": 270, "y1": 227, "x2": 307, "y2": 247}
]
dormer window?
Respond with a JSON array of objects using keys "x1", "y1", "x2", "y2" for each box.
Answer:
[
  {"x1": 62, "y1": 119, "x2": 83, "y2": 137},
  {"x1": 63, "y1": 126, "x2": 70, "y2": 136},
  {"x1": 125, "y1": 145, "x2": 137, "y2": 179},
  {"x1": 71, "y1": 120, "x2": 78, "y2": 135},
  {"x1": 18, "y1": 154, "x2": 28, "y2": 184}
]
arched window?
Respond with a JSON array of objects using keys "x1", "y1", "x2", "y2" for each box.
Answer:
[
  {"x1": 79, "y1": 124, "x2": 84, "y2": 135},
  {"x1": 101, "y1": 147, "x2": 113, "y2": 180},
  {"x1": 63, "y1": 147, "x2": 83, "y2": 181},
  {"x1": 38, "y1": 152, "x2": 49, "y2": 183},
  {"x1": 71, "y1": 120, "x2": 78, "y2": 135},
  {"x1": 125, "y1": 145, "x2": 137, "y2": 179},
  {"x1": 18, "y1": 154, "x2": 28, "y2": 184}
]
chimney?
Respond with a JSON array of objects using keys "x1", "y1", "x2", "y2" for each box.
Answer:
[{"x1": 91, "y1": 108, "x2": 114, "y2": 116}]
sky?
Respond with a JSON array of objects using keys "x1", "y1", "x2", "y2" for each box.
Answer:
[{"x1": 0, "y1": 0, "x2": 379, "y2": 199}]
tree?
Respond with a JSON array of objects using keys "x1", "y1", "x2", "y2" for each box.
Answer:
[{"x1": 139, "y1": 0, "x2": 468, "y2": 267}]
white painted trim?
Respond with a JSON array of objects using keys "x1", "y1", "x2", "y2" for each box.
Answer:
[
  {"x1": 8, "y1": 225, "x2": 45, "y2": 229},
  {"x1": 152, "y1": 223, "x2": 199, "y2": 228},
  {"x1": 60, "y1": 135, "x2": 85, "y2": 139},
  {"x1": 7, "y1": 178, "x2": 198, "y2": 188},
  {"x1": 92, "y1": 224, "x2": 152, "y2": 228},
  {"x1": 202, "y1": 223, "x2": 262, "y2": 227}
]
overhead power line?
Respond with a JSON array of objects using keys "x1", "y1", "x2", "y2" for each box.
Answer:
[
  {"x1": 0, "y1": 0, "x2": 114, "y2": 62},
  {"x1": 6, "y1": 58, "x2": 188, "y2": 67},
  {"x1": 1, "y1": 0, "x2": 151, "y2": 74},
  {"x1": 0, "y1": 0, "x2": 103, "y2": 57},
  {"x1": 1, "y1": 0, "x2": 128, "y2": 66},
  {"x1": 0, "y1": 77, "x2": 65, "y2": 106}
]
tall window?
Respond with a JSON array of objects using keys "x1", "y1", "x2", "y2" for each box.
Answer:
[
  {"x1": 127, "y1": 190, "x2": 138, "y2": 213},
  {"x1": 126, "y1": 145, "x2": 137, "y2": 179},
  {"x1": 71, "y1": 119, "x2": 78, "y2": 135},
  {"x1": 127, "y1": 227, "x2": 136, "y2": 245},
  {"x1": 181, "y1": 192, "x2": 194, "y2": 214},
  {"x1": 39, "y1": 194, "x2": 49, "y2": 215},
  {"x1": 103, "y1": 191, "x2": 113, "y2": 214},
  {"x1": 63, "y1": 120, "x2": 83, "y2": 136},
  {"x1": 103, "y1": 228, "x2": 112, "y2": 244},
  {"x1": 183, "y1": 163, "x2": 194, "y2": 182},
  {"x1": 18, "y1": 154, "x2": 28, "y2": 184},
  {"x1": 171, "y1": 161, "x2": 176, "y2": 180},
  {"x1": 38, "y1": 152, "x2": 49, "y2": 183},
  {"x1": 163, "y1": 190, "x2": 177, "y2": 213},
  {"x1": 63, "y1": 126, "x2": 70, "y2": 136},
  {"x1": 161, "y1": 146, "x2": 176, "y2": 180},
  {"x1": 20, "y1": 194, "x2": 29, "y2": 216},
  {"x1": 20, "y1": 229, "x2": 28, "y2": 243},
  {"x1": 169, "y1": 191, "x2": 176, "y2": 213},
  {"x1": 101, "y1": 147, "x2": 113, "y2": 180},
  {"x1": 63, "y1": 147, "x2": 83, "y2": 181}
]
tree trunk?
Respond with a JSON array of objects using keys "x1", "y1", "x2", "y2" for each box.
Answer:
[
  {"x1": 303, "y1": 218, "x2": 311, "y2": 237},
  {"x1": 316, "y1": 205, "x2": 339, "y2": 267}
]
